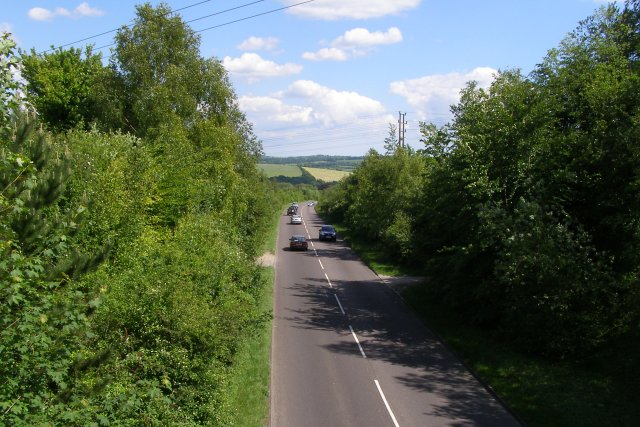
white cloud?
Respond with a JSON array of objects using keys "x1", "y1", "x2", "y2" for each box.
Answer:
[
  {"x1": 222, "y1": 53, "x2": 302, "y2": 83},
  {"x1": 281, "y1": 0, "x2": 421, "y2": 20},
  {"x1": 390, "y1": 67, "x2": 497, "y2": 119},
  {"x1": 28, "y1": 2, "x2": 105, "y2": 21},
  {"x1": 279, "y1": 80, "x2": 386, "y2": 126},
  {"x1": 334, "y1": 27, "x2": 402, "y2": 48},
  {"x1": 237, "y1": 36, "x2": 279, "y2": 51},
  {"x1": 239, "y1": 80, "x2": 387, "y2": 130},
  {"x1": 303, "y1": 27, "x2": 402, "y2": 61},
  {"x1": 302, "y1": 47, "x2": 348, "y2": 61},
  {"x1": 239, "y1": 96, "x2": 313, "y2": 124}
]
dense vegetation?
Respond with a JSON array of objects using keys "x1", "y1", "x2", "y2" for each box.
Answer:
[
  {"x1": 320, "y1": 1, "x2": 640, "y2": 359},
  {"x1": 1, "y1": 4, "x2": 313, "y2": 424}
]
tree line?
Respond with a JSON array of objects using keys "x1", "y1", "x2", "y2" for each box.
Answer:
[
  {"x1": 1, "y1": 3, "x2": 299, "y2": 424},
  {"x1": 319, "y1": 1, "x2": 640, "y2": 358}
]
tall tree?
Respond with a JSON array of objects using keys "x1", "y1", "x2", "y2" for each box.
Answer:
[{"x1": 21, "y1": 46, "x2": 106, "y2": 132}]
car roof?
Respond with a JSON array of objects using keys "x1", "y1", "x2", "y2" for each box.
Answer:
[{"x1": 291, "y1": 235, "x2": 306, "y2": 240}]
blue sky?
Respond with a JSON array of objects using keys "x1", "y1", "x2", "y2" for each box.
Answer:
[{"x1": 1, "y1": 0, "x2": 622, "y2": 156}]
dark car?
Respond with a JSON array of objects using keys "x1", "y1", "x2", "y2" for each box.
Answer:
[
  {"x1": 319, "y1": 225, "x2": 337, "y2": 241},
  {"x1": 289, "y1": 235, "x2": 308, "y2": 251},
  {"x1": 287, "y1": 205, "x2": 298, "y2": 215}
]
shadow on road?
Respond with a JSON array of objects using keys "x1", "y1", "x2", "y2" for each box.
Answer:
[{"x1": 282, "y1": 272, "x2": 519, "y2": 426}]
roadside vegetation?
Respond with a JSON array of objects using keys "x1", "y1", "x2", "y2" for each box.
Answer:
[
  {"x1": 0, "y1": 4, "x2": 315, "y2": 425},
  {"x1": 319, "y1": 2, "x2": 640, "y2": 425}
]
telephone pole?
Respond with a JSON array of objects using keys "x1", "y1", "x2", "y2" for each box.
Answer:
[{"x1": 398, "y1": 111, "x2": 407, "y2": 148}]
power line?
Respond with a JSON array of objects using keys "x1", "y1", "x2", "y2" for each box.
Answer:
[
  {"x1": 41, "y1": 0, "x2": 218, "y2": 54},
  {"x1": 91, "y1": 0, "x2": 314, "y2": 55},
  {"x1": 195, "y1": 0, "x2": 314, "y2": 33}
]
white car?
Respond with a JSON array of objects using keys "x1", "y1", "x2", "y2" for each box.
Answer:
[{"x1": 291, "y1": 215, "x2": 302, "y2": 224}]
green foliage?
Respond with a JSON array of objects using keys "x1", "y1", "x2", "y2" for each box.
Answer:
[
  {"x1": 319, "y1": 147, "x2": 424, "y2": 263},
  {"x1": 3, "y1": 4, "x2": 279, "y2": 423},
  {"x1": 325, "y1": 1, "x2": 640, "y2": 358},
  {"x1": 20, "y1": 46, "x2": 106, "y2": 132}
]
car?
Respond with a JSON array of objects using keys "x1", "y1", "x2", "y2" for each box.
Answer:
[
  {"x1": 291, "y1": 214, "x2": 302, "y2": 224},
  {"x1": 307, "y1": 202, "x2": 315, "y2": 206},
  {"x1": 289, "y1": 235, "x2": 308, "y2": 251},
  {"x1": 319, "y1": 225, "x2": 337, "y2": 241},
  {"x1": 287, "y1": 205, "x2": 298, "y2": 215}
]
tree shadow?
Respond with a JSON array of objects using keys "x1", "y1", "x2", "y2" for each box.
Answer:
[{"x1": 284, "y1": 274, "x2": 520, "y2": 425}]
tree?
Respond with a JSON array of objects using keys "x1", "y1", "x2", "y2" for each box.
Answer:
[
  {"x1": 111, "y1": 2, "x2": 235, "y2": 139},
  {"x1": 383, "y1": 123, "x2": 398, "y2": 155},
  {"x1": 21, "y1": 46, "x2": 106, "y2": 132}
]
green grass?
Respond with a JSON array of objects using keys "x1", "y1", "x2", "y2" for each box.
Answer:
[
  {"x1": 258, "y1": 163, "x2": 302, "y2": 178},
  {"x1": 223, "y1": 204, "x2": 284, "y2": 426},
  {"x1": 224, "y1": 268, "x2": 273, "y2": 427},
  {"x1": 402, "y1": 285, "x2": 640, "y2": 427}
]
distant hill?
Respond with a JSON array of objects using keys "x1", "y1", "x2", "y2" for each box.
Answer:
[{"x1": 261, "y1": 155, "x2": 363, "y2": 172}]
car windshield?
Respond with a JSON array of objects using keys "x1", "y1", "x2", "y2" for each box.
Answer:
[
  {"x1": 321, "y1": 226, "x2": 335, "y2": 232},
  {"x1": 291, "y1": 235, "x2": 306, "y2": 242}
]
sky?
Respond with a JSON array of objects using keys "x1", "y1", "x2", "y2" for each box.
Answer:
[{"x1": 1, "y1": 0, "x2": 624, "y2": 157}]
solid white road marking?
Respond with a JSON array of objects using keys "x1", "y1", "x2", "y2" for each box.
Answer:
[
  {"x1": 349, "y1": 325, "x2": 367, "y2": 359},
  {"x1": 334, "y1": 294, "x2": 345, "y2": 314},
  {"x1": 375, "y1": 380, "x2": 400, "y2": 427}
]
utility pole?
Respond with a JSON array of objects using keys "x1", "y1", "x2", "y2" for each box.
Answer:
[{"x1": 398, "y1": 111, "x2": 407, "y2": 148}]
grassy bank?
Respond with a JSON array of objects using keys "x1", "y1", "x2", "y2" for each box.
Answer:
[
  {"x1": 403, "y1": 285, "x2": 640, "y2": 427},
  {"x1": 223, "y1": 203, "x2": 283, "y2": 426}
]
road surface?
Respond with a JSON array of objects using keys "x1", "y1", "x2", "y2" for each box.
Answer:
[{"x1": 270, "y1": 203, "x2": 521, "y2": 427}]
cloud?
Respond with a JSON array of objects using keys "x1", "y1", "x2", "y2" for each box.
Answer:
[
  {"x1": 334, "y1": 27, "x2": 402, "y2": 47},
  {"x1": 239, "y1": 80, "x2": 387, "y2": 129},
  {"x1": 237, "y1": 36, "x2": 279, "y2": 51},
  {"x1": 28, "y1": 2, "x2": 105, "y2": 21},
  {"x1": 222, "y1": 53, "x2": 302, "y2": 83},
  {"x1": 279, "y1": 80, "x2": 386, "y2": 126},
  {"x1": 302, "y1": 47, "x2": 348, "y2": 61},
  {"x1": 281, "y1": 0, "x2": 421, "y2": 20},
  {"x1": 390, "y1": 67, "x2": 497, "y2": 120},
  {"x1": 303, "y1": 27, "x2": 402, "y2": 61},
  {"x1": 239, "y1": 96, "x2": 313, "y2": 124}
]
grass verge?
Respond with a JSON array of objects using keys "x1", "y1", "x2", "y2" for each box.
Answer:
[
  {"x1": 223, "y1": 205, "x2": 284, "y2": 426},
  {"x1": 224, "y1": 266, "x2": 274, "y2": 427},
  {"x1": 403, "y1": 284, "x2": 640, "y2": 427}
]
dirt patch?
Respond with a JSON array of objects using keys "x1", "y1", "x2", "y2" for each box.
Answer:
[{"x1": 256, "y1": 252, "x2": 276, "y2": 268}]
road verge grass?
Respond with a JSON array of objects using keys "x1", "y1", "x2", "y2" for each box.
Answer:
[
  {"x1": 223, "y1": 205, "x2": 283, "y2": 426},
  {"x1": 331, "y1": 221, "x2": 640, "y2": 427},
  {"x1": 403, "y1": 284, "x2": 640, "y2": 427}
]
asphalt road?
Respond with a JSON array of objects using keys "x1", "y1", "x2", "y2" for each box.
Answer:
[{"x1": 270, "y1": 203, "x2": 522, "y2": 427}]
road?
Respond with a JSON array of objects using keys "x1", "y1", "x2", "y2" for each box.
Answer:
[{"x1": 270, "y1": 203, "x2": 522, "y2": 427}]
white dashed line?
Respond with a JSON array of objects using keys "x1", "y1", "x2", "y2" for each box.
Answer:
[
  {"x1": 318, "y1": 259, "x2": 324, "y2": 270},
  {"x1": 349, "y1": 325, "x2": 366, "y2": 358},
  {"x1": 375, "y1": 380, "x2": 400, "y2": 427},
  {"x1": 334, "y1": 294, "x2": 345, "y2": 314},
  {"x1": 324, "y1": 272, "x2": 332, "y2": 288}
]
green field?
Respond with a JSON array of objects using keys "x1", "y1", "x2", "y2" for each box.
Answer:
[
  {"x1": 258, "y1": 163, "x2": 302, "y2": 177},
  {"x1": 303, "y1": 167, "x2": 350, "y2": 182}
]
